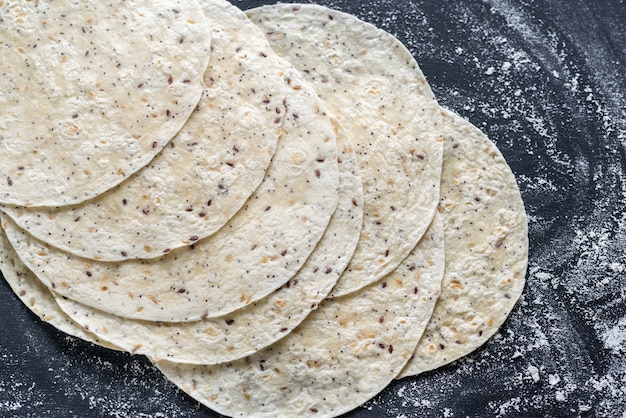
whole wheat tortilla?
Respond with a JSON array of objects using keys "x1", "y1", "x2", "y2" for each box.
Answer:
[
  {"x1": 2, "y1": 65, "x2": 340, "y2": 322},
  {"x1": 0, "y1": 0, "x2": 211, "y2": 207},
  {"x1": 1, "y1": 0, "x2": 289, "y2": 261},
  {"x1": 156, "y1": 213, "x2": 444, "y2": 418},
  {"x1": 0, "y1": 228, "x2": 118, "y2": 351},
  {"x1": 247, "y1": 4, "x2": 443, "y2": 297},
  {"x1": 398, "y1": 109, "x2": 528, "y2": 378},
  {"x1": 53, "y1": 119, "x2": 363, "y2": 364}
]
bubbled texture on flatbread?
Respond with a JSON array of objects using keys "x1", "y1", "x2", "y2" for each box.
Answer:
[
  {"x1": 1, "y1": 62, "x2": 340, "y2": 322},
  {"x1": 398, "y1": 109, "x2": 528, "y2": 378},
  {"x1": 1, "y1": 0, "x2": 289, "y2": 261},
  {"x1": 156, "y1": 214, "x2": 444, "y2": 418},
  {"x1": 247, "y1": 4, "x2": 443, "y2": 297},
  {"x1": 54, "y1": 119, "x2": 363, "y2": 364},
  {"x1": 0, "y1": 0, "x2": 211, "y2": 206}
]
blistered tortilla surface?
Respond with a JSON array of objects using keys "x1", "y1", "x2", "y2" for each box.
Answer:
[{"x1": 0, "y1": 0, "x2": 211, "y2": 206}]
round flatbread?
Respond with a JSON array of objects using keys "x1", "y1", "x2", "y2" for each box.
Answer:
[
  {"x1": 0, "y1": 227, "x2": 118, "y2": 350},
  {"x1": 1, "y1": 0, "x2": 288, "y2": 261},
  {"x1": 156, "y1": 213, "x2": 444, "y2": 418},
  {"x1": 247, "y1": 4, "x2": 443, "y2": 297},
  {"x1": 0, "y1": 0, "x2": 211, "y2": 206},
  {"x1": 398, "y1": 109, "x2": 528, "y2": 378},
  {"x1": 1, "y1": 64, "x2": 340, "y2": 322},
  {"x1": 54, "y1": 119, "x2": 363, "y2": 364}
]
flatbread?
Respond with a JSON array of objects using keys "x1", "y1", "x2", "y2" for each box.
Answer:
[
  {"x1": 0, "y1": 227, "x2": 118, "y2": 351},
  {"x1": 1, "y1": 0, "x2": 289, "y2": 261},
  {"x1": 0, "y1": 0, "x2": 211, "y2": 207},
  {"x1": 398, "y1": 109, "x2": 528, "y2": 378},
  {"x1": 156, "y1": 213, "x2": 444, "y2": 418},
  {"x1": 54, "y1": 119, "x2": 363, "y2": 364},
  {"x1": 247, "y1": 4, "x2": 443, "y2": 297},
  {"x1": 2, "y1": 64, "x2": 340, "y2": 322}
]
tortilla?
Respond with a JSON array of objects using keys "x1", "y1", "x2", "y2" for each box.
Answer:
[
  {"x1": 247, "y1": 4, "x2": 443, "y2": 297},
  {"x1": 156, "y1": 213, "x2": 443, "y2": 417},
  {"x1": 2, "y1": 64, "x2": 340, "y2": 322},
  {"x1": 53, "y1": 119, "x2": 363, "y2": 364},
  {"x1": 0, "y1": 0, "x2": 211, "y2": 207},
  {"x1": 1, "y1": 0, "x2": 290, "y2": 261},
  {"x1": 398, "y1": 109, "x2": 528, "y2": 378},
  {"x1": 0, "y1": 227, "x2": 118, "y2": 351}
]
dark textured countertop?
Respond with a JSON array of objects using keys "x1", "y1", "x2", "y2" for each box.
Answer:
[{"x1": 1, "y1": 1, "x2": 625, "y2": 416}]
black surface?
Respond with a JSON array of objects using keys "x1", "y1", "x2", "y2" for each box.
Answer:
[{"x1": 2, "y1": 0, "x2": 625, "y2": 416}]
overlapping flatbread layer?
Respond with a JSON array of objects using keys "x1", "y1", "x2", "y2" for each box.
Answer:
[
  {"x1": 0, "y1": 228, "x2": 118, "y2": 350},
  {"x1": 1, "y1": 0, "x2": 291, "y2": 261},
  {"x1": 0, "y1": 0, "x2": 211, "y2": 207},
  {"x1": 1, "y1": 61, "x2": 340, "y2": 323},
  {"x1": 156, "y1": 214, "x2": 444, "y2": 418},
  {"x1": 52, "y1": 119, "x2": 363, "y2": 364},
  {"x1": 399, "y1": 109, "x2": 528, "y2": 378},
  {"x1": 247, "y1": 4, "x2": 443, "y2": 297}
]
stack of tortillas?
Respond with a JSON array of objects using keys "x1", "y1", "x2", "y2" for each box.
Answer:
[{"x1": 0, "y1": 1, "x2": 528, "y2": 416}]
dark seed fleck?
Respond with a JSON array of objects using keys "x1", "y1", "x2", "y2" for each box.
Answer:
[
  {"x1": 189, "y1": 236, "x2": 199, "y2": 241},
  {"x1": 86, "y1": 271, "x2": 92, "y2": 277},
  {"x1": 225, "y1": 318, "x2": 235, "y2": 325},
  {"x1": 381, "y1": 282, "x2": 387, "y2": 288},
  {"x1": 121, "y1": 251, "x2": 127, "y2": 257},
  {"x1": 152, "y1": 141, "x2": 157, "y2": 149},
  {"x1": 325, "y1": 267, "x2": 332, "y2": 274},
  {"x1": 168, "y1": 75, "x2": 173, "y2": 84},
  {"x1": 281, "y1": 249, "x2": 287, "y2": 256},
  {"x1": 439, "y1": 343, "x2": 445, "y2": 350},
  {"x1": 177, "y1": 288, "x2": 186, "y2": 294},
  {"x1": 388, "y1": 345, "x2": 394, "y2": 354},
  {"x1": 315, "y1": 169, "x2": 321, "y2": 178},
  {"x1": 74, "y1": 216, "x2": 81, "y2": 222}
]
